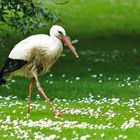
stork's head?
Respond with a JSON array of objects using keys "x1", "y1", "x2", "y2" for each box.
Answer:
[{"x1": 50, "y1": 25, "x2": 79, "y2": 58}]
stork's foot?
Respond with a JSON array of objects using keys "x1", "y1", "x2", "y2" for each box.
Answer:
[{"x1": 54, "y1": 110, "x2": 63, "y2": 117}]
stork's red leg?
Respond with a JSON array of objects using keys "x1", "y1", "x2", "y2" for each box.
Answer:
[
  {"x1": 33, "y1": 73, "x2": 62, "y2": 117},
  {"x1": 28, "y1": 77, "x2": 35, "y2": 113},
  {"x1": 38, "y1": 87, "x2": 62, "y2": 117}
]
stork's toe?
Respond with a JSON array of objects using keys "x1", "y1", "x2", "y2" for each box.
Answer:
[{"x1": 54, "y1": 110, "x2": 63, "y2": 117}]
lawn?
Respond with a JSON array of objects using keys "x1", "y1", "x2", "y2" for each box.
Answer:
[
  {"x1": 0, "y1": 0, "x2": 140, "y2": 139},
  {"x1": 0, "y1": 95, "x2": 139, "y2": 140},
  {"x1": 0, "y1": 39, "x2": 140, "y2": 139},
  {"x1": 47, "y1": 0, "x2": 140, "y2": 38}
]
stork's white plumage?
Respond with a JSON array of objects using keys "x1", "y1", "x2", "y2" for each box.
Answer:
[
  {"x1": 9, "y1": 26, "x2": 65, "y2": 61},
  {"x1": 0, "y1": 25, "x2": 79, "y2": 117}
]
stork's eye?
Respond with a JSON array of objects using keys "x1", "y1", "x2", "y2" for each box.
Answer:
[{"x1": 58, "y1": 31, "x2": 63, "y2": 35}]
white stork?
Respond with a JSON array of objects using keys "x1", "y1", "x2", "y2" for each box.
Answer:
[{"x1": 0, "y1": 25, "x2": 79, "y2": 117}]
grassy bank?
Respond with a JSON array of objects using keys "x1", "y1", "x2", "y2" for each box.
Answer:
[{"x1": 47, "y1": 0, "x2": 140, "y2": 38}]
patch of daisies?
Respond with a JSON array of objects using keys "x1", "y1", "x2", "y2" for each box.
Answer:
[{"x1": 0, "y1": 95, "x2": 140, "y2": 139}]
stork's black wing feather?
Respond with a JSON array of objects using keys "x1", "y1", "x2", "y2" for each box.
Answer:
[{"x1": 0, "y1": 58, "x2": 28, "y2": 85}]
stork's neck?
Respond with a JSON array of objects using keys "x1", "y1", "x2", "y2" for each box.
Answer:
[
  {"x1": 49, "y1": 35, "x2": 63, "y2": 55},
  {"x1": 51, "y1": 35, "x2": 62, "y2": 46}
]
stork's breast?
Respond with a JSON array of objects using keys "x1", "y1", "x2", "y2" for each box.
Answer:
[{"x1": 27, "y1": 46, "x2": 62, "y2": 74}]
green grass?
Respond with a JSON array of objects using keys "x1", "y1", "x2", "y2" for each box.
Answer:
[
  {"x1": 0, "y1": 96, "x2": 140, "y2": 139},
  {"x1": 1, "y1": 0, "x2": 140, "y2": 139},
  {"x1": 0, "y1": 39, "x2": 140, "y2": 139},
  {"x1": 47, "y1": 0, "x2": 140, "y2": 38}
]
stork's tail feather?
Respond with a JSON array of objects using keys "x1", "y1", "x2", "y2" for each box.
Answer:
[
  {"x1": 0, "y1": 79, "x2": 6, "y2": 85},
  {"x1": 0, "y1": 58, "x2": 28, "y2": 86},
  {"x1": 0, "y1": 70, "x2": 6, "y2": 85}
]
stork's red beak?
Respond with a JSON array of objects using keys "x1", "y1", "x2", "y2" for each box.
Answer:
[{"x1": 61, "y1": 36, "x2": 79, "y2": 58}]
